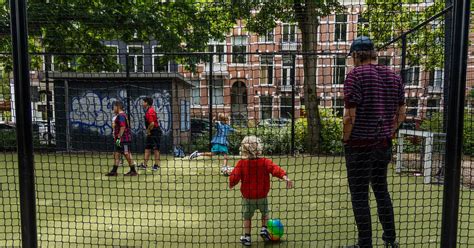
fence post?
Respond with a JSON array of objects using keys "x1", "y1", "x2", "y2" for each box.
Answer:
[
  {"x1": 440, "y1": 0, "x2": 471, "y2": 247},
  {"x1": 9, "y1": 0, "x2": 38, "y2": 247},
  {"x1": 208, "y1": 54, "x2": 213, "y2": 150},
  {"x1": 291, "y1": 54, "x2": 296, "y2": 155}
]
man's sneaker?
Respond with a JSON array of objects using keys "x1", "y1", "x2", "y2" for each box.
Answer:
[
  {"x1": 105, "y1": 171, "x2": 118, "y2": 177},
  {"x1": 385, "y1": 241, "x2": 399, "y2": 248},
  {"x1": 138, "y1": 164, "x2": 147, "y2": 170},
  {"x1": 260, "y1": 228, "x2": 271, "y2": 241},
  {"x1": 189, "y1": 151, "x2": 199, "y2": 160},
  {"x1": 124, "y1": 171, "x2": 138, "y2": 176},
  {"x1": 240, "y1": 236, "x2": 251, "y2": 246},
  {"x1": 152, "y1": 165, "x2": 160, "y2": 171}
]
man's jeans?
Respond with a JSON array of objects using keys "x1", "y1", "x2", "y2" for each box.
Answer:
[{"x1": 344, "y1": 145, "x2": 396, "y2": 248}]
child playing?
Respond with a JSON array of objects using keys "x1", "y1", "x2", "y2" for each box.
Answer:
[
  {"x1": 106, "y1": 101, "x2": 138, "y2": 176},
  {"x1": 111, "y1": 114, "x2": 124, "y2": 167},
  {"x1": 189, "y1": 113, "x2": 235, "y2": 174},
  {"x1": 229, "y1": 136, "x2": 293, "y2": 246}
]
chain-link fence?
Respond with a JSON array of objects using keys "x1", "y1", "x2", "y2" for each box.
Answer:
[{"x1": 0, "y1": 0, "x2": 473, "y2": 247}]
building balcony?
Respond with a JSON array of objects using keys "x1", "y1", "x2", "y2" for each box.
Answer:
[{"x1": 204, "y1": 63, "x2": 228, "y2": 75}]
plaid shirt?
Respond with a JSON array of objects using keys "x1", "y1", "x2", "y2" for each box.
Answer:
[{"x1": 114, "y1": 112, "x2": 131, "y2": 143}]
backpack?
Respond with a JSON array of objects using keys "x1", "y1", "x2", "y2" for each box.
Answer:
[{"x1": 174, "y1": 145, "x2": 185, "y2": 158}]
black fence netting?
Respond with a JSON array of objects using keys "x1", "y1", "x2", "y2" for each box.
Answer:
[{"x1": 0, "y1": 0, "x2": 473, "y2": 247}]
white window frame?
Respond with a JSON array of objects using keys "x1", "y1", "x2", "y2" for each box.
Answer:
[
  {"x1": 260, "y1": 95, "x2": 273, "y2": 120},
  {"x1": 127, "y1": 45, "x2": 144, "y2": 73},
  {"x1": 105, "y1": 45, "x2": 120, "y2": 72},
  {"x1": 406, "y1": 66, "x2": 421, "y2": 87},
  {"x1": 231, "y1": 36, "x2": 248, "y2": 65},
  {"x1": 180, "y1": 100, "x2": 191, "y2": 132},
  {"x1": 258, "y1": 29, "x2": 275, "y2": 43},
  {"x1": 152, "y1": 45, "x2": 171, "y2": 73},
  {"x1": 259, "y1": 55, "x2": 274, "y2": 86},
  {"x1": 282, "y1": 24, "x2": 298, "y2": 43},
  {"x1": 333, "y1": 56, "x2": 346, "y2": 85},
  {"x1": 429, "y1": 69, "x2": 444, "y2": 89},
  {"x1": 280, "y1": 96, "x2": 292, "y2": 119},
  {"x1": 333, "y1": 98, "x2": 345, "y2": 117},
  {"x1": 208, "y1": 40, "x2": 227, "y2": 64},
  {"x1": 209, "y1": 77, "x2": 225, "y2": 106},
  {"x1": 281, "y1": 55, "x2": 293, "y2": 88},
  {"x1": 426, "y1": 98, "x2": 441, "y2": 117},
  {"x1": 406, "y1": 98, "x2": 420, "y2": 117},
  {"x1": 334, "y1": 14, "x2": 348, "y2": 43},
  {"x1": 192, "y1": 81, "x2": 201, "y2": 106}
]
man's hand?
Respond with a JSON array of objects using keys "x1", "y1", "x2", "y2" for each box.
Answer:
[
  {"x1": 146, "y1": 130, "x2": 151, "y2": 136},
  {"x1": 115, "y1": 138, "x2": 121, "y2": 147}
]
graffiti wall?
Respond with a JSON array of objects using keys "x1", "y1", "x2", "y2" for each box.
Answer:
[{"x1": 54, "y1": 80, "x2": 173, "y2": 152}]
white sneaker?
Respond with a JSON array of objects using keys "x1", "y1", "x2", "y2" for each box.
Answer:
[
  {"x1": 189, "y1": 151, "x2": 199, "y2": 160},
  {"x1": 221, "y1": 166, "x2": 233, "y2": 176},
  {"x1": 240, "y1": 236, "x2": 251, "y2": 246}
]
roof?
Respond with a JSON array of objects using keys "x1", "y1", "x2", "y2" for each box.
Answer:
[{"x1": 47, "y1": 72, "x2": 197, "y2": 87}]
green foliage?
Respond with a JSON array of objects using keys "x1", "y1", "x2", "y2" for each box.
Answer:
[
  {"x1": 190, "y1": 108, "x2": 343, "y2": 156},
  {"x1": 363, "y1": 0, "x2": 445, "y2": 71},
  {"x1": 0, "y1": 1, "x2": 235, "y2": 72},
  {"x1": 421, "y1": 112, "x2": 474, "y2": 156}
]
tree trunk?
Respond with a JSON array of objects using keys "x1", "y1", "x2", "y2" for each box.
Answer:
[{"x1": 297, "y1": 1, "x2": 322, "y2": 154}]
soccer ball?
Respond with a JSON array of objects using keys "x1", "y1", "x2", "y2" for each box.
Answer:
[
  {"x1": 267, "y1": 219, "x2": 284, "y2": 241},
  {"x1": 220, "y1": 166, "x2": 233, "y2": 176}
]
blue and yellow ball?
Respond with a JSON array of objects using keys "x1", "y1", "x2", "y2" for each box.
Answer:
[{"x1": 267, "y1": 219, "x2": 284, "y2": 241}]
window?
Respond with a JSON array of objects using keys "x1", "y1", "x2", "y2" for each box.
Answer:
[
  {"x1": 280, "y1": 97, "x2": 292, "y2": 119},
  {"x1": 378, "y1": 56, "x2": 391, "y2": 66},
  {"x1": 258, "y1": 30, "x2": 274, "y2": 43},
  {"x1": 105, "y1": 45, "x2": 120, "y2": 72},
  {"x1": 210, "y1": 78, "x2": 224, "y2": 105},
  {"x1": 406, "y1": 66, "x2": 420, "y2": 86},
  {"x1": 426, "y1": 98, "x2": 441, "y2": 117},
  {"x1": 333, "y1": 56, "x2": 346, "y2": 85},
  {"x1": 260, "y1": 55, "x2": 274, "y2": 85},
  {"x1": 358, "y1": 14, "x2": 369, "y2": 37},
  {"x1": 260, "y1": 96, "x2": 273, "y2": 120},
  {"x1": 180, "y1": 100, "x2": 190, "y2": 131},
  {"x1": 429, "y1": 69, "x2": 444, "y2": 88},
  {"x1": 406, "y1": 98, "x2": 419, "y2": 116},
  {"x1": 282, "y1": 24, "x2": 297, "y2": 43},
  {"x1": 333, "y1": 98, "x2": 344, "y2": 117},
  {"x1": 208, "y1": 43, "x2": 226, "y2": 63},
  {"x1": 153, "y1": 46, "x2": 170, "y2": 72},
  {"x1": 232, "y1": 36, "x2": 248, "y2": 64},
  {"x1": 192, "y1": 81, "x2": 201, "y2": 106},
  {"x1": 282, "y1": 55, "x2": 294, "y2": 87},
  {"x1": 128, "y1": 46, "x2": 144, "y2": 72},
  {"x1": 335, "y1": 14, "x2": 347, "y2": 42}
]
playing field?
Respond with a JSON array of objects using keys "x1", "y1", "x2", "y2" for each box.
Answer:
[{"x1": 0, "y1": 152, "x2": 473, "y2": 247}]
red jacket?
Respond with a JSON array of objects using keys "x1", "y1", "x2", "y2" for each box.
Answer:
[{"x1": 229, "y1": 158, "x2": 287, "y2": 199}]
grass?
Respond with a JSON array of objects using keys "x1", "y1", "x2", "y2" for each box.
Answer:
[{"x1": 0, "y1": 152, "x2": 473, "y2": 247}]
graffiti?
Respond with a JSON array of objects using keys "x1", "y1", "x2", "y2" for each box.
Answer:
[{"x1": 69, "y1": 89, "x2": 171, "y2": 136}]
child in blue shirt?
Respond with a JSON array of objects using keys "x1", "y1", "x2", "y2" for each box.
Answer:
[{"x1": 189, "y1": 113, "x2": 235, "y2": 175}]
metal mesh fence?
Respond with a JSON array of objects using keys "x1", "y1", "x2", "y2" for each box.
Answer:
[{"x1": 0, "y1": 0, "x2": 473, "y2": 247}]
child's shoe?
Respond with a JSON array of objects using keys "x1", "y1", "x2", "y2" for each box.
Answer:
[
  {"x1": 260, "y1": 227, "x2": 271, "y2": 241},
  {"x1": 240, "y1": 236, "x2": 251, "y2": 246},
  {"x1": 189, "y1": 151, "x2": 199, "y2": 160}
]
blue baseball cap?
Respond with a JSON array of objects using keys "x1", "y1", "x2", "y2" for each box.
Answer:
[{"x1": 349, "y1": 36, "x2": 375, "y2": 56}]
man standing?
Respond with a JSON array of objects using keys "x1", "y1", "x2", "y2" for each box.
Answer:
[
  {"x1": 139, "y1": 97, "x2": 161, "y2": 171},
  {"x1": 106, "y1": 101, "x2": 138, "y2": 176},
  {"x1": 342, "y1": 36, "x2": 406, "y2": 248}
]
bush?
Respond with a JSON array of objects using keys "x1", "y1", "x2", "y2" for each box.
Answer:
[
  {"x1": 420, "y1": 112, "x2": 474, "y2": 156},
  {"x1": 189, "y1": 108, "x2": 344, "y2": 156}
]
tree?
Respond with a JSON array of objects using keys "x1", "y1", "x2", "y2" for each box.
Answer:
[
  {"x1": 234, "y1": 0, "x2": 343, "y2": 154},
  {"x1": 0, "y1": 0, "x2": 234, "y2": 71},
  {"x1": 360, "y1": 0, "x2": 445, "y2": 71}
]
